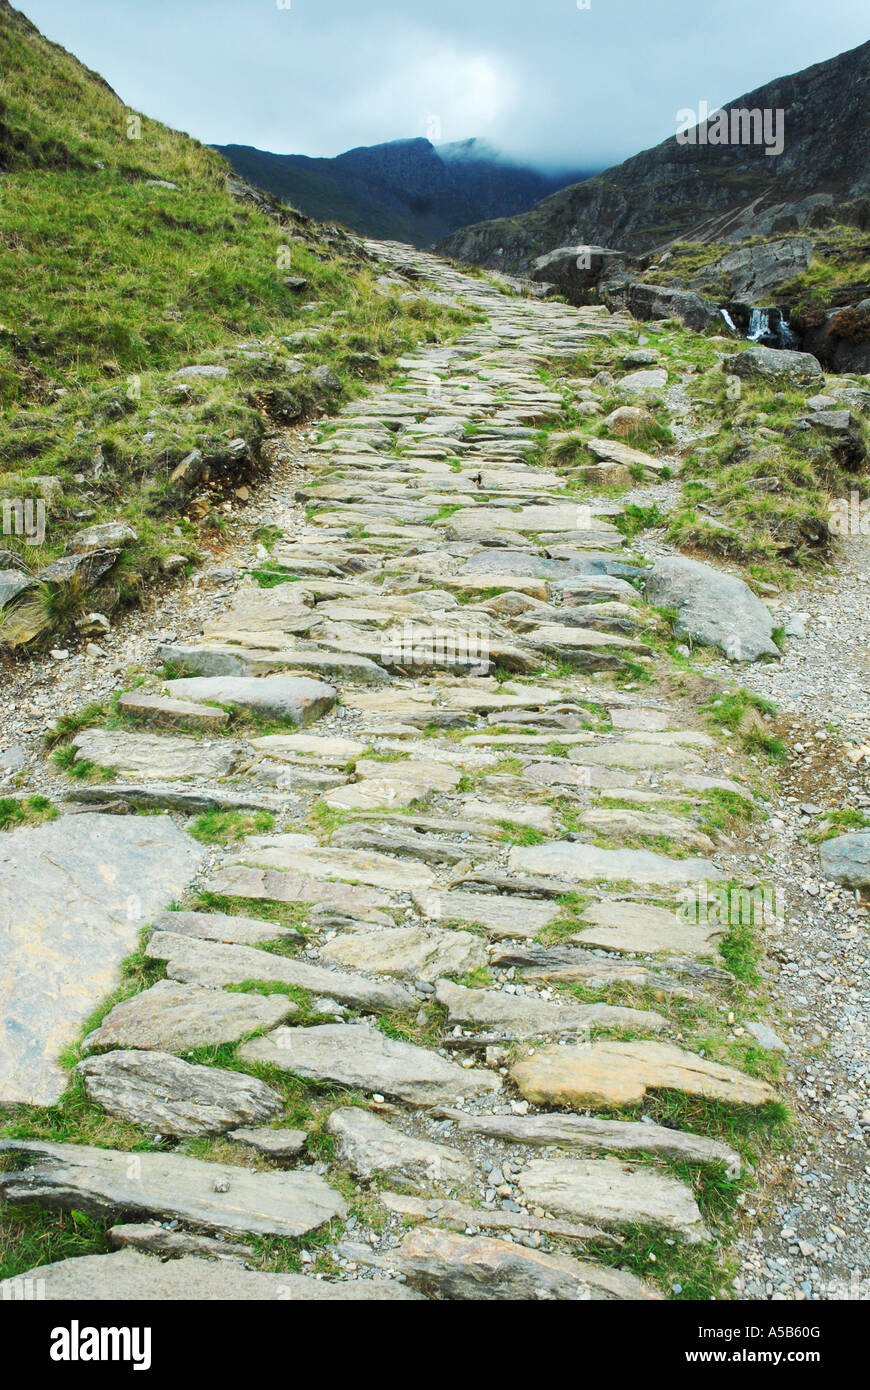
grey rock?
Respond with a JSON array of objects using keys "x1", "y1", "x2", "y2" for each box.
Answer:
[
  {"x1": 322, "y1": 925, "x2": 488, "y2": 983},
  {"x1": 0, "y1": 1250, "x2": 419, "y2": 1300},
  {"x1": 76, "y1": 1050, "x2": 284, "y2": 1135},
  {"x1": 227, "y1": 1127, "x2": 307, "y2": 1158},
  {"x1": 0, "y1": 569, "x2": 35, "y2": 610},
  {"x1": 616, "y1": 367, "x2": 669, "y2": 396},
  {"x1": 507, "y1": 840, "x2": 724, "y2": 886},
  {"x1": 439, "y1": 1109, "x2": 743, "y2": 1176},
  {"x1": 325, "y1": 1107, "x2": 473, "y2": 1188},
  {"x1": 722, "y1": 346, "x2": 823, "y2": 385},
  {"x1": 108, "y1": 1223, "x2": 254, "y2": 1261},
  {"x1": 644, "y1": 553, "x2": 779, "y2": 661},
  {"x1": 745, "y1": 1021, "x2": 788, "y2": 1053},
  {"x1": 434, "y1": 978, "x2": 664, "y2": 1037},
  {"x1": 397, "y1": 1225, "x2": 659, "y2": 1300},
  {"x1": 148, "y1": 910, "x2": 300, "y2": 946},
  {"x1": 0, "y1": 815, "x2": 204, "y2": 1107},
  {"x1": 239, "y1": 1023, "x2": 501, "y2": 1105},
  {"x1": 174, "y1": 364, "x2": 230, "y2": 379},
  {"x1": 604, "y1": 282, "x2": 720, "y2": 332},
  {"x1": 313, "y1": 365, "x2": 342, "y2": 391},
  {"x1": 516, "y1": 1158, "x2": 708, "y2": 1243},
  {"x1": 164, "y1": 674, "x2": 336, "y2": 725},
  {"x1": 147, "y1": 930, "x2": 415, "y2": 1012},
  {"x1": 66, "y1": 521, "x2": 137, "y2": 554},
  {"x1": 70, "y1": 728, "x2": 248, "y2": 780},
  {"x1": 84, "y1": 980, "x2": 296, "y2": 1052},
  {"x1": 0, "y1": 1139, "x2": 346, "y2": 1239},
  {"x1": 819, "y1": 831, "x2": 870, "y2": 888}
]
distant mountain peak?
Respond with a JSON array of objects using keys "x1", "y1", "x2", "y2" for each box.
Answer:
[{"x1": 213, "y1": 136, "x2": 592, "y2": 248}]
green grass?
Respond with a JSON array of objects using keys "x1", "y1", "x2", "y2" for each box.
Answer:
[
  {"x1": 188, "y1": 809, "x2": 276, "y2": 844},
  {"x1": 0, "y1": 3, "x2": 474, "y2": 648},
  {"x1": 0, "y1": 794, "x2": 58, "y2": 831}
]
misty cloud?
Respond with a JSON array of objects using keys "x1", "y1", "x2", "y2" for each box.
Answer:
[{"x1": 19, "y1": 0, "x2": 870, "y2": 170}]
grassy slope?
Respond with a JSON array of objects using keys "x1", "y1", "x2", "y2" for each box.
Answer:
[{"x1": 0, "y1": 0, "x2": 473, "y2": 642}]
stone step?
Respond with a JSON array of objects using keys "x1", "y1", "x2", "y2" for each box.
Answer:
[
  {"x1": 0, "y1": 1139, "x2": 346, "y2": 1240},
  {"x1": 118, "y1": 692, "x2": 230, "y2": 732},
  {"x1": 436, "y1": 1109, "x2": 743, "y2": 1176},
  {"x1": 511, "y1": 1039, "x2": 778, "y2": 1110},
  {"x1": 83, "y1": 980, "x2": 297, "y2": 1053},
  {"x1": 433, "y1": 978, "x2": 665, "y2": 1038},
  {"x1": 516, "y1": 1157, "x2": 708, "y2": 1243},
  {"x1": 394, "y1": 1226, "x2": 660, "y2": 1301},
  {"x1": 163, "y1": 674, "x2": 337, "y2": 724},
  {"x1": 238, "y1": 1022, "x2": 501, "y2": 1106},
  {"x1": 76, "y1": 1050, "x2": 284, "y2": 1136},
  {"x1": 0, "y1": 1250, "x2": 420, "y2": 1300},
  {"x1": 146, "y1": 931, "x2": 415, "y2": 1012}
]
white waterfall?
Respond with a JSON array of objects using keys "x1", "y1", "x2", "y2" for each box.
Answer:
[
  {"x1": 747, "y1": 308, "x2": 771, "y2": 341},
  {"x1": 720, "y1": 308, "x2": 738, "y2": 333}
]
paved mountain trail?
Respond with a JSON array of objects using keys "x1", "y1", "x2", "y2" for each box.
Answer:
[{"x1": 1, "y1": 241, "x2": 867, "y2": 1303}]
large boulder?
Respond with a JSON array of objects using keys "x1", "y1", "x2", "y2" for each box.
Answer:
[
  {"x1": 530, "y1": 244, "x2": 626, "y2": 302},
  {"x1": 644, "y1": 554, "x2": 779, "y2": 661},
  {"x1": 721, "y1": 345, "x2": 823, "y2": 385},
  {"x1": 800, "y1": 299, "x2": 870, "y2": 375},
  {"x1": 819, "y1": 831, "x2": 870, "y2": 888},
  {"x1": 602, "y1": 281, "x2": 720, "y2": 332}
]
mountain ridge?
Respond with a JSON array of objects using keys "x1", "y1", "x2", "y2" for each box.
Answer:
[
  {"x1": 214, "y1": 135, "x2": 591, "y2": 247},
  {"x1": 436, "y1": 38, "x2": 870, "y2": 273}
]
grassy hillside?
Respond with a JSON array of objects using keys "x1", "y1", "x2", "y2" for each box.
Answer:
[{"x1": 0, "y1": 0, "x2": 472, "y2": 646}]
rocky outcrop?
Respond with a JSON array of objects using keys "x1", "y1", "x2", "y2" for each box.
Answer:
[
  {"x1": 800, "y1": 299, "x2": 870, "y2": 374},
  {"x1": 437, "y1": 40, "x2": 870, "y2": 272},
  {"x1": 602, "y1": 280, "x2": 721, "y2": 331},
  {"x1": 529, "y1": 244, "x2": 626, "y2": 301}
]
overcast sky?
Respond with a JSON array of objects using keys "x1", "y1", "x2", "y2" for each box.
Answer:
[{"x1": 19, "y1": 0, "x2": 870, "y2": 169}]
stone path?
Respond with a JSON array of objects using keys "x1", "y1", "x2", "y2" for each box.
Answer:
[{"x1": 1, "y1": 240, "x2": 854, "y2": 1302}]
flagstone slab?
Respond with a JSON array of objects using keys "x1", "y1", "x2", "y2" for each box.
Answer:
[
  {"x1": 0, "y1": 814, "x2": 204, "y2": 1107},
  {"x1": 395, "y1": 1226, "x2": 659, "y2": 1301},
  {"x1": 204, "y1": 863, "x2": 392, "y2": 917},
  {"x1": 235, "y1": 838, "x2": 434, "y2": 893},
  {"x1": 434, "y1": 979, "x2": 663, "y2": 1037},
  {"x1": 325, "y1": 1107, "x2": 473, "y2": 1189},
  {"x1": 413, "y1": 888, "x2": 561, "y2": 939},
  {"x1": 239, "y1": 1023, "x2": 501, "y2": 1105},
  {"x1": 84, "y1": 981, "x2": 297, "y2": 1053},
  {"x1": 575, "y1": 900, "x2": 724, "y2": 957},
  {"x1": 511, "y1": 1039, "x2": 777, "y2": 1109},
  {"x1": 146, "y1": 931, "x2": 415, "y2": 1011},
  {"x1": 164, "y1": 675, "x2": 336, "y2": 725},
  {"x1": 148, "y1": 910, "x2": 300, "y2": 947},
  {"x1": 0, "y1": 1140, "x2": 346, "y2": 1239},
  {"x1": 118, "y1": 692, "x2": 230, "y2": 732},
  {"x1": 571, "y1": 741, "x2": 702, "y2": 770},
  {"x1": 438, "y1": 1110, "x2": 743, "y2": 1175},
  {"x1": 70, "y1": 729, "x2": 249, "y2": 781},
  {"x1": 76, "y1": 1050, "x2": 284, "y2": 1136},
  {"x1": 0, "y1": 1250, "x2": 420, "y2": 1300},
  {"x1": 516, "y1": 1158, "x2": 708, "y2": 1243},
  {"x1": 323, "y1": 926, "x2": 488, "y2": 983},
  {"x1": 508, "y1": 841, "x2": 723, "y2": 886},
  {"x1": 157, "y1": 642, "x2": 390, "y2": 686}
]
